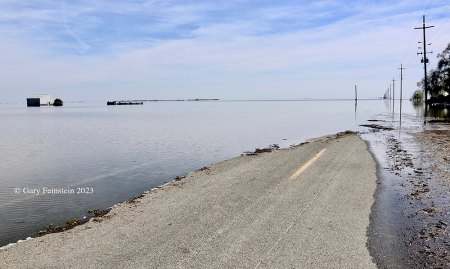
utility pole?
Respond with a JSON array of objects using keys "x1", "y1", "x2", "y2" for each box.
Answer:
[
  {"x1": 392, "y1": 78, "x2": 396, "y2": 112},
  {"x1": 399, "y1": 65, "x2": 406, "y2": 122},
  {"x1": 415, "y1": 15, "x2": 434, "y2": 104}
]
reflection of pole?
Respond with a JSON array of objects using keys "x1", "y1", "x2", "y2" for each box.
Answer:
[
  {"x1": 354, "y1": 85, "x2": 358, "y2": 122},
  {"x1": 389, "y1": 84, "x2": 392, "y2": 110},
  {"x1": 399, "y1": 65, "x2": 405, "y2": 124},
  {"x1": 392, "y1": 78, "x2": 396, "y2": 113}
]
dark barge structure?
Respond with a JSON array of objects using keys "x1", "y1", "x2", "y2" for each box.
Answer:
[
  {"x1": 107, "y1": 101, "x2": 144, "y2": 106},
  {"x1": 107, "y1": 99, "x2": 219, "y2": 106}
]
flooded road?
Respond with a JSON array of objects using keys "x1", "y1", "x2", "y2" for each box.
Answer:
[{"x1": 361, "y1": 111, "x2": 450, "y2": 268}]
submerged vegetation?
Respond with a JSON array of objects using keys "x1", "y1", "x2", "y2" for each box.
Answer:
[
  {"x1": 35, "y1": 208, "x2": 110, "y2": 237},
  {"x1": 243, "y1": 144, "x2": 280, "y2": 156}
]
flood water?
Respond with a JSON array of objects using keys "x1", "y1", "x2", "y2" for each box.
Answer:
[
  {"x1": 360, "y1": 107, "x2": 450, "y2": 268},
  {"x1": 0, "y1": 100, "x2": 423, "y2": 246}
]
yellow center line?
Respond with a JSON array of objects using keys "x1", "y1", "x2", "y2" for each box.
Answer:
[{"x1": 289, "y1": 148, "x2": 327, "y2": 180}]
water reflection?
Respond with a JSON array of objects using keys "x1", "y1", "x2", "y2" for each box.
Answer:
[
  {"x1": 0, "y1": 100, "x2": 434, "y2": 247},
  {"x1": 384, "y1": 99, "x2": 390, "y2": 110},
  {"x1": 426, "y1": 106, "x2": 449, "y2": 118},
  {"x1": 412, "y1": 102, "x2": 425, "y2": 118}
]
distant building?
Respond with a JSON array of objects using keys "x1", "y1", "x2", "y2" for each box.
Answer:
[{"x1": 26, "y1": 95, "x2": 56, "y2": 107}]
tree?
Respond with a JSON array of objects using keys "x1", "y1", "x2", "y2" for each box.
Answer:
[
  {"x1": 429, "y1": 69, "x2": 444, "y2": 97},
  {"x1": 419, "y1": 42, "x2": 450, "y2": 101},
  {"x1": 437, "y1": 43, "x2": 450, "y2": 95},
  {"x1": 53, "y1": 98, "x2": 63, "y2": 106},
  {"x1": 411, "y1": 89, "x2": 424, "y2": 103}
]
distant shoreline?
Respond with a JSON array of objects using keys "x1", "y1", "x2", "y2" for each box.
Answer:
[{"x1": 0, "y1": 98, "x2": 388, "y2": 105}]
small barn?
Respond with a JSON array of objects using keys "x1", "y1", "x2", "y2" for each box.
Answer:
[{"x1": 27, "y1": 95, "x2": 56, "y2": 107}]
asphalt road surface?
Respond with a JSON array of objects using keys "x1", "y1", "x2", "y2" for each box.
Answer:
[{"x1": 0, "y1": 133, "x2": 378, "y2": 269}]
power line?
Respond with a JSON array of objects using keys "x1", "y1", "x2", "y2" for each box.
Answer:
[
  {"x1": 401, "y1": 21, "x2": 421, "y2": 64},
  {"x1": 401, "y1": 1, "x2": 443, "y2": 70},
  {"x1": 431, "y1": 3, "x2": 450, "y2": 22},
  {"x1": 428, "y1": 4, "x2": 450, "y2": 39},
  {"x1": 422, "y1": 0, "x2": 435, "y2": 16},
  {"x1": 431, "y1": 24, "x2": 450, "y2": 44},
  {"x1": 402, "y1": 16, "x2": 426, "y2": 68},
  {"x1": 415, "y1": 15, "x2": 434, "y2": 104}
]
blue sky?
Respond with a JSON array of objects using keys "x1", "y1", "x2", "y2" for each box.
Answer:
[{"x1": 1, "y1": 0, "x2": 450, "y2": 102}]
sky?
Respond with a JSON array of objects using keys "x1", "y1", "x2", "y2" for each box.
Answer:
[{"x1": 1, "y1": 0, "x2": 450, "y2": 102}]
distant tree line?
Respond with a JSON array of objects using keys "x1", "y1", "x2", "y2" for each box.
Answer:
[{"x1": 417, "y1": 42, "x2": 450, "y2": 103}]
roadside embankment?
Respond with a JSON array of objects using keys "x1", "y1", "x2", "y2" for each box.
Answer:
[
  {"x1": 362, "y1": 118, "x2": 450, "y2": 268},
  {"x1": 0, "y1": 133, "x2": 378, "y2": 269}
]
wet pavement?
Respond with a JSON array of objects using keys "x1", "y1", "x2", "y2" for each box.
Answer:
[{"x1": 360, "y1": 113, "x2": 450, "y2": 269}]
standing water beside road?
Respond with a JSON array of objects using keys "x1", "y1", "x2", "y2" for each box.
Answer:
[
  {"x1": 0, "y1": 100, "x2": 425, "y2": 247},
  {"x1": 362, "y1": 107, "x2": 450, "y2": 268}
]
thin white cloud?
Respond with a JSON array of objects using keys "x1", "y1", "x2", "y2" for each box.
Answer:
[
  {"x1": 61, "y1": 1, "x2": 90, "y2": 54},
  {"x1": 0, "y1": 0, "x2": 449, "y2": 101}
]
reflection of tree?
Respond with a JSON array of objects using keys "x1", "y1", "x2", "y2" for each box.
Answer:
[
  {"x1": 427, "y1": 107, "x2": 449, "y2": 118},
  {"x1": 411, "y1": 90, "x2": 424, "y2": 103},
  {"x1": 418, "y1": 43, "x2": 450, "y2": 101}
]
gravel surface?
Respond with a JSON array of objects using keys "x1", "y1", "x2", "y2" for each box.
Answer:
[{"x1": 0, "y1": 133, "x2": 377, "y2": 269}]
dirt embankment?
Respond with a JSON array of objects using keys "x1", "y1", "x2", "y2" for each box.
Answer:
[
  {"x1": 413, "y1": 129, "x2": 450, "y2": 267},
  {"x1": 361, "y1": 119, "x2": 450, "y2": 269},
  {"x1": 416, "y1": 130, "x2": 450, "y2": 185}
]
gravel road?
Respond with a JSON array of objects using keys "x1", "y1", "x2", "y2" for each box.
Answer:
[{"x1": 0, "y1": 133, "x2": 377, "y2": 269}]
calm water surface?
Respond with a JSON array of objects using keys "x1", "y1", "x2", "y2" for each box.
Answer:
[{"x1": 0, "y1": 100, "x2": 420, "y2": 246}]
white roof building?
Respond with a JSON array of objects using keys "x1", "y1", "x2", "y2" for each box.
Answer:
[{"x1": 27, "y1": 94, "x2": 56, "y2": 107}]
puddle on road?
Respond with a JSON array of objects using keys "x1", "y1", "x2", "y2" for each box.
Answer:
[{"x1": 361, "y1": 113, "x2": 450, "y2": 269}]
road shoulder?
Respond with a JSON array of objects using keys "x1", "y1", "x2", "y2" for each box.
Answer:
[{"x1": 0, "y1": 133, "x2": 378, "y2": 269}]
